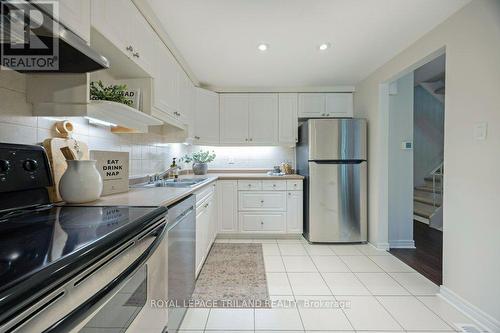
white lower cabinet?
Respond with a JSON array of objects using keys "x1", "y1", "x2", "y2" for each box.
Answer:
[
  {"x1": 217, "y1": 180, "x2": 238, "y2": 233},
  {"x1": 195, "y1": 183, "x2": 218, "y2": 277},
  {"x1": 239, "y1": 212, "x2": 286, "y2": 232},
  {"x1": 286, "y1": 191, "x2": 303, "y2": 233},
  {"x1": 238, "y1": 192, "x2": 286, "y2": 211}
]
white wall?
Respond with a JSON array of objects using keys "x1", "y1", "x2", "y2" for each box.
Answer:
[
  {"x1": 388, "y1": 73, "x2": 414, "y2": 248},
  {"x1": 354, "y1": 0, "x2": 500, "y2": 328}
]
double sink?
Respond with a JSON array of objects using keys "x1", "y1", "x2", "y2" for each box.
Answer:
[{"x1": 131, "y1": 177, "x2": 209, "y2": 188}]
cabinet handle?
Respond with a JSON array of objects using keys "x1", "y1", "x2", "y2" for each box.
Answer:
[
  {"x1": 126, "y1": 45, "x2": 134, "y2": 52},
  {"x1": 247, "y1": 184, "x2": 251, "y2": 187},
  {"x1": 194, "y1": 136, "x2": 200, "y2": 140},
  {"x1": 260, "y1": 200, "x2": 264, "y2": 204},
  {"x1": 133, "y1": 52, "x2": 140, "y2": 58},
  {"x1": 204, "y1": 203, "x2": 209, "y2": 208},
  {"x1": 272, "y1": 184, "x2": 276, "y2": 187},
  {"x1": 249, "y1": 138, "x2": 253, "y2": 141},
  {"x1": 245, "y1": 138, "x2": 248, "y2": 141},
  {"x1": 288, "y1": 192, "x2": 291, "y2": 196},
  {"x1": 261, "y1": 221, "x2": 264, "y2": 225}
]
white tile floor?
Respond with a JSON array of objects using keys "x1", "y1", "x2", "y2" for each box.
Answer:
[{"x1": 180, "y1": 238, "x2": 482, "y2": 332}]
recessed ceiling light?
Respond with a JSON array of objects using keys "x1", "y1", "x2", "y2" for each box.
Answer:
[
  {"x1": 257, "y1": 43, "x2": 269, "y2": 51},
  {"x1": 318, "y1": 43, "x2": 331, "y2": 51}
]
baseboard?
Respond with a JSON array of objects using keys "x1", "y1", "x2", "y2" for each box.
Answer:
[
  {"x1": 217, "y1": 233, "x2": 303, "y2": 240},
  {"x1": 440, "y1": 286, "x2": 500, "y2": 332},
  {"x1": 371, "y1": 241, "x2": 390, "y2": 250},
  {"x1": 389, "y1": 240, "x2": 416, "y2": 249}
]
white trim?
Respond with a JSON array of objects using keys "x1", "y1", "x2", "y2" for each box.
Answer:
[
  {"x1": 371, "y1": 241, "x2": 390, "y2": 251},
  {"x1": 204, "y1": 85, "x2": 356, "y2": 93},
  {"x1": 414, "y1": 215, "x2": 430, "y2": 224},
  {"x1": 439, "y1": 286, "x2": 500, "y2": 333},
  {"x1": 389, "y1": 240, "x2": 416, "y2": 249}
]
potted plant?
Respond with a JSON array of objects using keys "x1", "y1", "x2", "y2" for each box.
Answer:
[{"x1": 181, "y1": 150, "x2": 216, "y2": 175}]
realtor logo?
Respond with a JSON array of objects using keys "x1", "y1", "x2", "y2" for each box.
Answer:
[{"x1": 0, "y1": 0, "x2": 59, "y2": 71}]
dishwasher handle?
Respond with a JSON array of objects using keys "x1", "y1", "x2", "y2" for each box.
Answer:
[{"x1": 42, "y1": 220, "x2": 168, "y2": 333}]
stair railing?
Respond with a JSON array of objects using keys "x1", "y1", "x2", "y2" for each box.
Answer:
[{"x1": 430, "y1": 162, "x2": 444, "y2": 207}]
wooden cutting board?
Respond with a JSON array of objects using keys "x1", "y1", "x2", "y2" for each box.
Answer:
[{"x1": 43, "y1": 138, "x2": 89, "y2": 202}]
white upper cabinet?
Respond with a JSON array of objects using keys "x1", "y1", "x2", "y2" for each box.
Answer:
[
  {"x1": 91, "y1": 0, "x2": 156, "y2": 76},
  {"x1": 249, "y1": 94, "x2": 278, "y2": 144},
  {"x1": 194, "y1": 88, "x2": 220, "y2": 144},
  {"x1": 278, "y1": 93, "x2": 298, "y2": 144},
  {"x1": 298, "y1": 93, "x2": 325, "y2": 117},
  {"x1": 180, "y1": 71, "x2": 195, "y2": 135},
  {"x1": 298, "y1": 93, "x2": 353, "y2": 118},
  {"x1": 325, "y1": 93, "x2": 353, "y2": 117},
  {"x1": 219, "y1": 93, "x2": 278, "y2": 145},
  {"x1": 33, "y1": 0, "x2": 90, "y2": 42},
  {"x1": 220, "y1": 94, "x2": 249, "y2": 144},
  {"x1": 58, "y1": 0, "x2": 91, "y2": 42}
]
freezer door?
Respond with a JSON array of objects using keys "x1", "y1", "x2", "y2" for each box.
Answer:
[
  {"x1": 308, "y1": 161, "x2": 367, "y2": 242},
  {"x1": 308, "y1": 119, "x2": 366, "y2": 160}
]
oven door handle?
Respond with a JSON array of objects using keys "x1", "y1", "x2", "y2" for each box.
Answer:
[{"x1": 42, "y1": 220, "x2": 168, "y2": 333}]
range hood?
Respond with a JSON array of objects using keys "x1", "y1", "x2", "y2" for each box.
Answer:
[{"x1": 0, "y1": 0, "x2": 109, "y2": 73}]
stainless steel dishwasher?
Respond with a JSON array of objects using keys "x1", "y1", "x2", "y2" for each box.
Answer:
[{"x1": 166, "y1": 195, "x2": 196, "y2": 333}]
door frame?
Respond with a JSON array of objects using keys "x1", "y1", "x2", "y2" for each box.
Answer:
[{"x1": 376, "y1": 47, "x2": 446, "y2": 250}]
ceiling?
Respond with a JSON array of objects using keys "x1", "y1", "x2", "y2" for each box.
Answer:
[{"x1": 146, "y1": 0, "x2": 469, "y2": 90}]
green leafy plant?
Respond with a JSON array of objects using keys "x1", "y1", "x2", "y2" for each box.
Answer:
[
  {"x1": 181, "y1": 150, "x2": 216, "y2": 164},
  {"x1": 90, "y1": 80, "x2": 133, "y2": 106}
]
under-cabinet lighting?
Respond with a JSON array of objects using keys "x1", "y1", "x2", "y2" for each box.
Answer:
[
  {"x1": 85, "y1": 116, "x2": 117, "y2": 127},
  {"x1": 154, "y1": 143, "x2": 170, "y2": 147}
]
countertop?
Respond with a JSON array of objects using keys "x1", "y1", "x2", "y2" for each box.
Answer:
[{"x1": 85, "y1": 173, "x2": 304, "y2": 207}]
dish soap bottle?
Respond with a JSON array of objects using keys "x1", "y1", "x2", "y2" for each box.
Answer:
[{"x1": 170, "y1": 158, "x2": 179, "y2": 179}]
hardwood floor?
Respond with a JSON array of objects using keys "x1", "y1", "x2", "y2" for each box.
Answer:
[{"x1": 390, "y1": 221, "x2": 443, "y2": 285}]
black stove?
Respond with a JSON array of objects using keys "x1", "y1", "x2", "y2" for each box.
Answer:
[{"x1": 0, "y1": 143, "x2": 167, "y2": 326}]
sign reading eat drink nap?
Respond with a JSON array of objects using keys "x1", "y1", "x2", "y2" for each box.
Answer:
[{"x1": 90, "y1": 150, "x2": 129, "y2": 196}]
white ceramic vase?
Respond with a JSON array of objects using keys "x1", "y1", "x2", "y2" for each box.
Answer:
[{"x1": 59, "y1": 160, "x2": 103, "y2": 203}]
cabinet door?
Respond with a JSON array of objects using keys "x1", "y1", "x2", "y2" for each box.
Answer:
[
  {"x1": 194, "y1": 88, "x2": 220, "y2": 144},
  {"x1": 217, "y1": 181, "x2": 238, "y2": 233},
  {"x1": 238, "y1": 192, "x2": 286, "y2": 211},
  {"x1": 286, "y1": 191, "x2": 303, "y2": 233},
  {"x1": 91, "y1": 0, "x2": 132, "y2": 53},
  {"x1": 248, "y1": 94, "x2": 278, "y2": 144},
  {"x1": 239, "y1": 212, "x2": 286, "y2": 232},
  {"x1": 325, "y1": 93, "x2": 353, "y2": 117},
  {"x1": 205, "y1": 195, "x2": 216, "y2": 253},
  {"x1": 209, "y1": 184, "x2": 218, "y2": 245},
  {"x1": 298, "y1": 93, "x2": 325, "y2": 117},
  {"x1": 129, "y1": 8, "x2": 157, "y2": 76},
  {"x1": 220, "y1": 94, "x2": 249, "y2": 144},
  {"x1": 278, "y1": 93, "x2": 298, "y2": 144},
  {"x1": 180, "y1": 71, "x2": 194, "y2": 127},
  {"x1": 195, "y1": 204, "x2": 209, "y2": 275},
  {"x1": 57, "y1": 0, "x2": 90, "y2": 42}
]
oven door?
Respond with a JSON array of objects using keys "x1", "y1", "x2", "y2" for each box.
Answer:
[{"x1": 12, "y1": 218, "x2": 170, "y2": 333}]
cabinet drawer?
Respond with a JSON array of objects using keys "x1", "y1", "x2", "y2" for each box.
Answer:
[
  {"x1": 239, "y1": 212, "x2": 285, "y2": 232},
  {"x1": 238, "y1": 192, "x2": 286, "y2": 211},
  {"x1": 286, "y1": 180, "x2": 303, "y2": 191},
  {"x1": 195, "y1": 182, "x2": 216, "y2": 206},
  {"x1": 262, "y1": 180, "x2": 286, "y2": 191},
  {"x1": 238, "y1": 180, "x2": 262, "y2": 191}
]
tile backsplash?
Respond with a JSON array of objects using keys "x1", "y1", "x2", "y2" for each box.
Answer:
[{"x1": 0, "y1": 68, "x2": 295, "y2": 177}]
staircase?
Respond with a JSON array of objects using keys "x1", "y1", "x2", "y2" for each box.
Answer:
[{"x1": 414, "y1": 164, "x2": 443, "y2": 230}]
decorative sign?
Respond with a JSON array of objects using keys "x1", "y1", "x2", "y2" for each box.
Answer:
[
  {"x1": 90, "y1": 150, "x2": 129, "y2": 196},
  {"x1": 122, "y1": 88, "x2": 141, "y2": 110}
]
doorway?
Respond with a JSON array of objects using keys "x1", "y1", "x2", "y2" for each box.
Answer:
[{"x1": 387, "y1": 54, "x2": 445, "y2": 285}]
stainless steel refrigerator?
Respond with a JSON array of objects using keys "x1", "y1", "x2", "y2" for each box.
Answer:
[{"x1": 297, "y1": 119, "x2": 367, "y2": 243}]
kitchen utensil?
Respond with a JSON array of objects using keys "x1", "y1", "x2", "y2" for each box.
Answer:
[{"x1": 60, "y1": 146, "x2": 77, "y2": 160}]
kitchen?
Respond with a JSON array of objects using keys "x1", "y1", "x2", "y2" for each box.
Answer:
[{"x1": 1, "y1": 1, "x2": 499, "y2": 333}]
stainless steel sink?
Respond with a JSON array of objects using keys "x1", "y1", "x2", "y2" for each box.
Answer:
[{"x1": 131, "y1": 177, "x2": 209, "y2": 188}]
